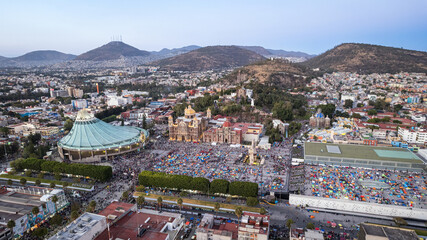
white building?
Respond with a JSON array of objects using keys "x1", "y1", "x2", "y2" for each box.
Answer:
[
  {"x1": 412, "y1": 115, "x2": 426, "y2": 123},
  {"x1": 398, "y1": 128, "x2": 427, "y2": 145},
  {"x1": 49, "y1": 212, "x2": 107, "y2": 240},
  {"x1": 341, "y1": 94, "x2": 356, "y2": 102},
  {"x1": 367, "y1": 94, "x2": 377, "y2": 101},
  {"x1": 107, "y1": 96, "x2": 132, "y2": 107}
]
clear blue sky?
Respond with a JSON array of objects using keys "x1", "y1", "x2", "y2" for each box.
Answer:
[{"x1": 1, "y1": 0, "x2": 426, "y2": 57}]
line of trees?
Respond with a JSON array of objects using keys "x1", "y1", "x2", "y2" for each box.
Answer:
[
  {"x1": 138, "y1": 171, "x2": 258, "y2": 197},
  {"x1": 11, "y1": 158, "x2": 112, "y2": 181}
]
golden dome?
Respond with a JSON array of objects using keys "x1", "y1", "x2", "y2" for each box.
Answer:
[{"x1": 185, "y1": 105, "x2": 196, "y2": 116}]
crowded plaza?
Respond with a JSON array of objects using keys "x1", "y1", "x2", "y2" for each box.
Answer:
[
  {"x1": 148, "y1": 139, "x2": 293, "y2": 192},
  {"x1": 304, "y1": 165, "x2": 427, "y2": 209}
]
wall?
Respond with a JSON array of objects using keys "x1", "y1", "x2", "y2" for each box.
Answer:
[{"x1": 289, "y1": 195, "x2": 427, "y2": 221}]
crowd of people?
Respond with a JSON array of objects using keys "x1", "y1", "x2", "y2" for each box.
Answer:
[
  {"x1": 304, "y1": 165, "x2": 427, "y2": 208},
  {"x1": 148, "y1": 139, "x2": 293, "y2": 192}
]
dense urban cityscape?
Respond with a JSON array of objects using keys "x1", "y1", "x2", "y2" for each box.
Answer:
[{"x1": 1, "y1": 1, "x2": 427, "y2": 240}]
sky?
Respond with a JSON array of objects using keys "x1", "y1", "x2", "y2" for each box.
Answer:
[{"x1": 1, "y1": 0, "x2": 426, "y2": 57}]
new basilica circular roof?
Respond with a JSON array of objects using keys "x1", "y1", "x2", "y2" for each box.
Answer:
[{"x1": 58, "y1": 109, "x2": 148, "y2": 151}]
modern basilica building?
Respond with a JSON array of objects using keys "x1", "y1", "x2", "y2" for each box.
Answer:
[{"x1": 58, "y1": 109, "x2": 148, "y2": 162}]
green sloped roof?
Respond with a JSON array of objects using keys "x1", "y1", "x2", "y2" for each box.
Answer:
[{"x1": 58, "y1": 110, "x2": 147, "y2": 151}]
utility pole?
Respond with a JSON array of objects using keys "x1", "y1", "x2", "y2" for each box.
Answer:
[{"x1": 3, "y1": 143, "x2": 6, "y2": 161}]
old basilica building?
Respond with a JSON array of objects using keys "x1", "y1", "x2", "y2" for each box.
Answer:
[
  {"x1": 169, "y1": 105, "x2": 263, "y2": 144},
  {"x1": 168, "y1": 105, "x2": 209, "y2": 142}
]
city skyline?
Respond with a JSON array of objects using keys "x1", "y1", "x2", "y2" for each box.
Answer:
[{"x1": 1, "y1": 0, "x2": 426, "y2": 57}]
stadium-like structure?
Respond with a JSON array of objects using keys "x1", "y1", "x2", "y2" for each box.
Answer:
[{"x1": 58, "y1": 109, "x2": 149, "y2": 162}]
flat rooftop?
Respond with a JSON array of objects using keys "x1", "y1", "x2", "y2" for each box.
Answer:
[
  {"x1": 95, "y1": 210, "x2": 176, "y2": 240},
  {"x1": 97, "y1": 201, "x2": 135, "y2": 223},
  {"x1": 361, "y1": 223, "x2": 419, "y2": 240},
  {"x1": 305, "y1": 142, "x2": 423, "y2": 164},
  {"x1": 0, "y1": 191, "x2": 43, "y2": 221},
  {"x1": 49, "y1": 212, "x2": 106, "y2": 240}
]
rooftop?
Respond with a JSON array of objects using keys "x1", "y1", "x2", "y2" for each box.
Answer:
[
  {"x1": 95, "y1": 209, "x2": 178, "y2": 240},
  {"x1": 49, "y1": 212, "x2": 106, "y2": 240},
  {"x1": 97, "y1": 201, "x2": 135, "y2": 223},
  {"x1": 0, "y1": 189, "x2": 43, "y2": 221},
  {"x1": 361, "y1": 223, "x2": 419, "y2": 240},
  {"x1": 58, "y1": 109, "x2": 148, "y2": 151},
  {"x1": 305, "y1": 142, "x2": 423, "y2": 163}
]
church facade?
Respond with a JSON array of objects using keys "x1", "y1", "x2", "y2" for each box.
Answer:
[
  {"x1": 202, "y1": 120, "x2": 242, "y2": 144},
  {"x1": 309, "y1": 109, "x2": 331, "y2": 128},
  {"x1": 168, "y1": 106, "x2": 209, "y2": 142}
]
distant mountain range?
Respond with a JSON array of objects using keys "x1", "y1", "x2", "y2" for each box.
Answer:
[
  {"x1": 150, "y1": 45, "x2": 201, "y2": 58},
  {"x1": 152, "y1": 46, "x2": 266, "y2": 71},
  {"x1": 1, "y1": 42, "x2": 426, "y2": 73},
  {"x1": 302, "y1": 43, "x2": 427, "y2": 74},
  {"x1": 239, "y1": 46, "x2": 316, "y2": 60},
  {"x1": 0, "y1": 50, "x2": 76, "y2": 68},
  {"x1": 75, "y1": 41, "x2": 150, "y2": 61}
]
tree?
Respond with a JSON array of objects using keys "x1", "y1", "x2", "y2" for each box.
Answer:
[
  {"x1": 51, "y1": 214, "x2": 62, "y2": 226},
  {"x1": 367, "y1": 109, "x2": 377, "y2": 116},
  {"x1": 214, "y1": 202, "x2": 220, "y2": 216},
  {"x1": 343, "y1": 99, "x2": 353, "y2": 109},
  {"x1": 89, "y1": 200, "x2": 96, "y2": 212},
  {"x1": 229, "y1": 181, "x2": 258, "y2": 197},
  {"x1": 122, "y1": 191, "x2": 129, "y2": 201},
  {"x1": 286, "y1": 219, "x2": 295, "y2": 229},
  {"x1": 394, "y1": 104, "x2": 403, "y2": 113},
  {"x1": 272, "y1": 101, "x2": 294, "y2": 121},
  {"x1": 7, "y1": 179, "x2": 12, "y2": 186},
  {"x1": 28, "y1": 133, "x2": 41, "y2": 145},
  {"x1": 50, "y1": 182, "x2": 56, "y2": 188},
  {"x1": 20, "y1": 178, "x2": 27, "y2": 186},
  {"x1": 35, "y1": 179, "x2": 41, "y2": 186},
  {"x1": 0, "y1": 127, "x2": 9, "y2": 136},
  {"x1": 51, "y1": 195, "x2": 59, "y2": 212},
  {"x1": 137, "y1": 196, "x2": 145, "y2": 208},
  {"x1": 32, "y1": 206, "x2": 40, "y2": 216},
  {"x1": 393, "y1": 217, "x2": 407, "y2": 227},
  {"x1": 32, "y1": 227, "x2": 48, "y2": 238},
  {"x1": 173, "y1": 103, "x2": 188, "y2": 117},
  {"x1": 260, "y1": 207, "x2": 267, "y2": 215},
  {"x1": 64, "y1": 119, "x2": 74, "y2": 131},
  {"x1": 142, "y1": 115, "x2": 147, "y2": 129},
  {"x1": 246, "y1": 197, "x2": 259, "y2": 207},
  {"x1": 235, "y1": 207, "x2": 243, "y2": 224},
  {"x1": 37, "y1": 172, "x2": 44, "y2": 179},
  {"x1": 54, "y1": 172, "x2": 62, "y2": 181},
  {"x1": 71, "y1": 210, "x2": 79, "y2": 220},
  {"x1": 374, "y1": 99, "x2": 388, "y2": 110},
  {"x1": 191, "y1": 177, "x2": 210, "y2": 193},
  {"x1": 352, "y1": 113, "x2": 362, "y2": 119},
  {"x1": 356, "y1": 103, "x2": 364, "y2": 108},
  {"x1": 177, "y1": 198, "x2": 183, "y2": 212},
  {"x1": 25, "y1": 170, "x2": 32, "y2": 177},
  {"x1": 306, "y1": 222, "x2": 315, "y2": 230},
  {"x1": 7, "y1": 220, "x2": 15, "y2": 234},
  {"x1": 318, "y1": 104, "x2": 335, "y2": 117},
  {"x1": 157, "y1": 197, "x2": 163, "y2": 210}
]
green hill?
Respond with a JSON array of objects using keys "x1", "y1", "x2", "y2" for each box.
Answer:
[
  {"x1": 302, "y1": 43, "x2": 427, "y2": 74},
  {"x1": 153, "y1": 46, "x2": 265, "y2": 71}
]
